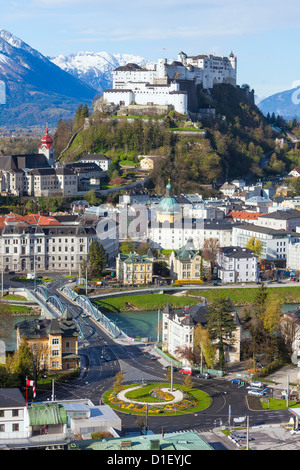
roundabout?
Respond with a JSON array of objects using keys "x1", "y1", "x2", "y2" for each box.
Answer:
[{"x1": 103, "y1": 382, "x2": 212, "y2": 416}]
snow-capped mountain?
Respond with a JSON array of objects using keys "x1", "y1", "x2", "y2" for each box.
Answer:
[
  {"x1": 50, "y1": 51, "x2": 154, "y2": 93},
  {"x1": 0, "y1": 29, "x2": 97, "y2": 127},
  {"x1": 258, "y1": 87, "x2": 300, "y2": 119}
]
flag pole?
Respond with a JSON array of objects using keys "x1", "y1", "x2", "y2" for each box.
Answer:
[{"x1": 25, "y1": 377, "x2": 28, "y2": 408}]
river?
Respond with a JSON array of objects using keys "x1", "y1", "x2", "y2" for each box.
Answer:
[
  {"x1": 105, "y1": 303, "x2": 300, "y2": 342},
  {"x1": 1, "y1": 303, "x2": 299, "y2": 351}
]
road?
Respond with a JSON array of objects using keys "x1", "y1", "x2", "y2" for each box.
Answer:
[{"x1": 7, "y1": 273, "x2": 292, "y2": 436}]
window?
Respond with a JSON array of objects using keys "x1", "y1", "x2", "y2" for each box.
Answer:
[
  {"x1": 12, "y1": 409, "x2": 19, "y2": 417},
  {"x1": 12, "y1": 423, "x2": 19, "y2": 432},
  {"x1": 52, "y1": 338, "x2": 59, "y2": 345}
]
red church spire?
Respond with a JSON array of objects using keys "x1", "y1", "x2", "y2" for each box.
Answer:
[{"x1": 39, "y1": 127, "x2": 53, "y2": 149}]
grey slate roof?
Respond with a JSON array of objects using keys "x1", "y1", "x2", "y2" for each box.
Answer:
[
  {"x1": 0, "y1": 388, "x2": 26, "y2": 408},
  {"x1": 0, "y1": 154, "x2": 50, "y2": 171}
]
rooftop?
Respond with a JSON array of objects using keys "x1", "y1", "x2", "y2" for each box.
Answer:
[{"x1": 68, "y1": 431, "x2": 213, "y2": 451}]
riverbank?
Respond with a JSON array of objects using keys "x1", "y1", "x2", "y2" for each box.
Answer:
[{"x1": 94, "y1": 285, "x2": 300, "y2": 312}]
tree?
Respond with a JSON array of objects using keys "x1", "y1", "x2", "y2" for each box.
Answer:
[
  {"x1": 207, "y1": 299, "x2": 236, "y2": 371},
  {"x1": 194, "y1": 324, "x2": 216, "y2": 369},
  {"x1": 245, "y1": 237, "x2": 262, "y2": 257},
  {"x1": 253, "y1": 283, "x2": 268, "y2": 317},
  {"x1": 259, "y1": 296, "x2": 282, "y2": 335},
  {"x1": 174, "y1": 345, "x2": 196, "y2": 365},
  {"x1": 88, "y1": 240, "x2": 107, "y2": 278},
  {"x1": 84, "y1": 189, "x2": 102, "y2": 206},
  {"x1": 120, "y1": 237, "x2": 136, "y2": 254},
  {"x1": 113, "y1": 371, "x2": 124, "y2": 394},
  {"x1": 11, "y1": 335, "x2": 34, "y2": 382},
  {"x1": 183, "y1": 374, "x2": 194, "y2": 391},
  {"x1": 202, "y1": 238, "x2": 220, "y2": 274}
]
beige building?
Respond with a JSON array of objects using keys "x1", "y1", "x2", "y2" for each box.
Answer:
[
  {"x1": 168, "y1": 244, "x2": 209, "y2": 281},
  {"x1": 116, "y1": 251, "x2": 154, "y2": 285},
  {"x1": 16, "y1": 310, "x2": 80, "y2": 371}
]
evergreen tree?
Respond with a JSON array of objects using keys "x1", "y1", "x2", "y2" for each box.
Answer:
[
  {"x1": 207, "y1": 299, "x2": 236, "y2": 371},
  {"x1": 88, "y1": 241, "x2": 108, "y2": 277}
]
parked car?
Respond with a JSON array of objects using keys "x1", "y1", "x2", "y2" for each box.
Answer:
[
  {"x1": 148, "y1": 354, "x2": 157, "y2": 361},
  {"x1": 197, "y1": 372, "x2": 211, "y2": 379},
  {"x1": 231, "y1": 378, "x2": 241, "y2": 384},
  {"x1": 248, "y1": 389, "x2": 265, "y2": 396},
  {"x1": 104, "y1": 356, "x2": 111, "y2": 362},
  {"x1": 233, "y1": 433, "x2": 254, "y2": 441},
  {"x1": 163, "y1": 365, "x2": 177, "y2": 371},
  {"x1": 249, "y1": 381, "x2": 264, "y2": 389},
  {"x1": 179, "y1": 367, "x2": 192, "y2": 375}
]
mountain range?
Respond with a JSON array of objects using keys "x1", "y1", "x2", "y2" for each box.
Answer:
[
  {"x1": 50, "y1": 51, "x2": 154, "y2": 94},
  {"x1": 257, "y1": 88, "x2": 300, "y2": 120},
  {"x1": 0, "y1": 28, "x2": 299, "y2": 128}
]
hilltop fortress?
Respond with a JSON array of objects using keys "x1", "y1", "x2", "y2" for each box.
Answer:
[{"x1": 103, "y1": 51, "x2": 237, "y2": 116}]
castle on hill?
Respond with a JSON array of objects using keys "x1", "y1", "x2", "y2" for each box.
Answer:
[{"x1": 103, "y1": 51, "x2": 237, "y2": 115}]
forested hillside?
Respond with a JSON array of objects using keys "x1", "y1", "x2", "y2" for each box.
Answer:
[{"x1": 54, "y1": 84, "x2": 278, "y2": 194}]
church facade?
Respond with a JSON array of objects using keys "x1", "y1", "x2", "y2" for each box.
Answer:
[{"x1": 0, "y1": 129, "x2": 102, "y2": 197}]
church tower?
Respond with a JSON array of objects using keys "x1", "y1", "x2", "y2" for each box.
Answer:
[{"x1": 38, "y1": 127, "x2": 55, "y2": 167}]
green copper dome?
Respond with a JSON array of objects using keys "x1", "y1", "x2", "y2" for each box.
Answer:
[{"x1": 157, "y1": 181, "x2": 181, "y2": 214}]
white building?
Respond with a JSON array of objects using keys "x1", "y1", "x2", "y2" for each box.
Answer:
[
  {"x1": 103, "y1": 51, "x2": 237, "y2": 115},
  {"x1": 253, "y1": 209, "x2": 300, "y2": 232},
  {"x1": 162, "y1": 300, "x2": 241, "y2": 366},
  {"x1": 0, "y1": 388, "x2": 28, "y2": 440},
  {"x1": 0, "y1": 213, "x2": 118, "y2": 273},
  {"x1": 217, "y1": 246, "x2": 259, "y2": 283},
  {"x1": 232, "y1": 224, "x2": 290, "y2": 261},
  {"x1": 79, "y1": 154, "x2": 112, "y2": 172},
  {"x1": 149, "y1": 218, "x2": 236, "y2": 251}
]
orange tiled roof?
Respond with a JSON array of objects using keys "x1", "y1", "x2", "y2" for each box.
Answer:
[
  {"x1": 227, "y1": 211, "x2": 267, "y2": 220},
  {"x1": 0, "y1": 213, "x2": 61, "y2": 227}
]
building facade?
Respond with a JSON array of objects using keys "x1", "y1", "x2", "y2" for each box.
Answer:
[
  {"x1": 116, "y1": 251, "x2": 154, "y2": 285},
  {"x1": 168, "y1": 244, "x2": 208, "y2": 282},
  {"x1": 0, "y1": 388, "x2": 28, "y2": 440},
  {"x1": 217, "y1": 246, "x2": 259, "y2": 283},
  {"x1": 161, "y1": 300, "x2": 241, "y2": 366},
  {"x1": 103, "y1": 51, "x2": 237, "y2": 115},
  {"x1": 16, "y1": 310, "x2": 80, "y2": 371},
  {"x1": 232, "y1": 224, "x2": 291, "y2": 261}
]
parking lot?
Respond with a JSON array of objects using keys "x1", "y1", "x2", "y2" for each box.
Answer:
[{"x1": 228, "y1": 424, "x2": 300, "y2": 450}]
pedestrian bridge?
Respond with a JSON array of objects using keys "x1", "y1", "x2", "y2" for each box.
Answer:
[{"x1": 60, "y1": 285, "x2": 125, "y2": 339}]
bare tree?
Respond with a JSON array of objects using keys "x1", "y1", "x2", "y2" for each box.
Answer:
[{"x1": 202, "y1": 238, "x2": 220, "y2": 275}]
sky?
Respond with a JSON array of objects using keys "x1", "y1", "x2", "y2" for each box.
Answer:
[{"x1": 1, "y1": 0, "x2": 300, "y2": 100}]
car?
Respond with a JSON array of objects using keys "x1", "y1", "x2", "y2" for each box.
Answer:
[
  {"x1": 148, "y1": 355, "x2": 158, "y2": 360},
  {"x1": 104, "y1": 356, "x2": 111, "y2": 362},
  {"x1": 233, "y1": 434, "x2": 254, "y2": 441},
  {"x1": 197, "y1": 372, "x2": 211, "y2": 379},
  {"x1": 179, "y1": 367, "x2": 192, "y2": 375},
  {"x1": 249, "y1": 381, "x2": 264, "y2": 389},
  {"x1": 231, "y1": 378, "x2": 241, "y2": 384},
  {"x1": 248, "y1": 389, "x2": 264, "y2": 396},
  {"x1": 290, "y1": 428, "x2": 300, "y2": 435},
  {"x1": 163, "y1": 365, "x2": 177, "y2": 371}
]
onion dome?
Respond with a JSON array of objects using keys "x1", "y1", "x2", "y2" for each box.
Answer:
[
  {"x1": 39, "y1": 127, "x2": 53, "y2": 149},
  {"x1": 157, "y1": 180, "x2": 181, "y2": 215}
]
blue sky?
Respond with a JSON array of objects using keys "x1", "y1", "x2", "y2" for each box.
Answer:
[{"x1": 1, "y1": 0, "x2": 300, "y2": 100}]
